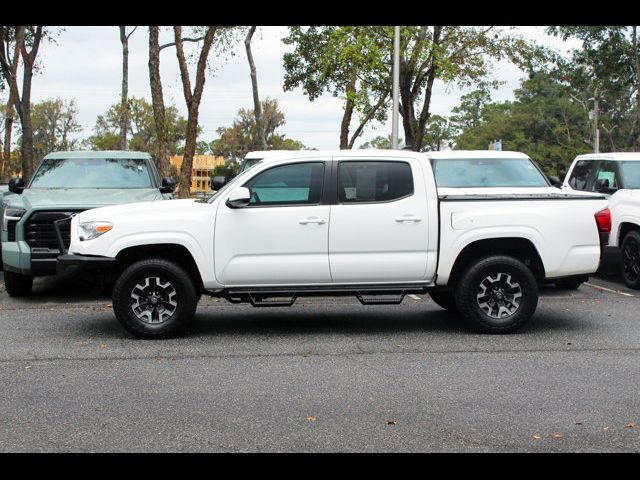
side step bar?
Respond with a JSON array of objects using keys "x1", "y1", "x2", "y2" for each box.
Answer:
[{"x1": 214, "y1": 284, "x2": 428, "y2": 308}]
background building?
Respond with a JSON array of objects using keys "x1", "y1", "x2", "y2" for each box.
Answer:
[{"x1": 169, "y1": 155, "x2": 225, "y2": 194}]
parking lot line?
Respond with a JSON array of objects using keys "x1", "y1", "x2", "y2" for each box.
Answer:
[{"x1": 584, "y1": 282, "x2": 635, "y2": 297}]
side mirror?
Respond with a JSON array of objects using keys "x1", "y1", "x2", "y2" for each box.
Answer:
[
  {"x1": 212, "y1": 175, "x2": 228, "y2": 191},
  {"x1": 8, "y1": 178, "x2": 25, "y2": 194},
  {"x1": 225, "y1": 187, "x2": 251, "y2": 209},
  {"x1": 594, "y1": 178, "x2": 617, "y2": 194},
  {"x1": 547, "y1": 175, "x2": 562, "y2": 188},
  {"x1": 159, "y1": 177, "x2": 176, "y2": 194}
]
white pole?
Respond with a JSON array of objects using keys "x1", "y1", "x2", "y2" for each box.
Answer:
[{"x1": 392, "y1": 26, "x2": 400, "y2": 150}]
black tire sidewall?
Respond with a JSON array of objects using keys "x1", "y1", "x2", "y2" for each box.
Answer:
[
  {"x1": 3, "y1": 270, "x2": 33, "y2": 297},
  {"x1": 621, "y1": 231, "x2": 640, "y2": 289},
  {"x1": 428, "y1": 290, "x2": 458, "y2": 312},
  {"x1": 112, "y1": 259, "x2": 197, "y2": 339},
  {"x1": 455, "y1": 255, "x2": 538, "y2": 333}
]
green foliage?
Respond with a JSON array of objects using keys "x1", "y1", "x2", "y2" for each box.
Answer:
[
  {"x1": 210, "y1": 98, "x2": 307, "y2": 161},
  {"x1": 359, "y1": 135, "x2": 403, "y2": 150},
  {"x1": 210, "y1": 161, "x2": 239, "y2": 180},
  {"x1": 454, "y1": 71, "x2": 593, "y2": 176},
  {"x1": 547, "y1": 26, "x2": 639, "y2": 150},
  {"x1": 83, "y1": 97, "x2": 190, "y2": 156},
  {"x1": 14, "y1": 98, "x2": 82, "y2": 160}
]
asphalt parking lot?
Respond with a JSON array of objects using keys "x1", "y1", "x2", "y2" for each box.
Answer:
[{"x1": 1, "y1": 267, "x2": 640, "y2": 452}]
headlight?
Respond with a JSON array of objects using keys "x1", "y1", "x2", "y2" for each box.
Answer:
[
  {"x1": 78, "y1": 221, "x2": 113, "y2": 241},
  {"x1": 2, "y1": 207, "x2": 26, "y2": 231}
]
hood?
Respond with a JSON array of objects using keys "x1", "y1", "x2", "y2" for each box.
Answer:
[
  {"x1": 78, "y1": 198, "x2": 200, "y2": 222},
  {"x1": 16, "y1": 188, "x2": 163, "y2": 210}
]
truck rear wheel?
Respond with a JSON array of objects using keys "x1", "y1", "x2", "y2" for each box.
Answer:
[
  {"x1": 455, "y1": 255, "x2": 538, "y2": 334},
  {"x1": 428, "y1": 290, "x2": 458, "y2": 312},
  {"x1": 621, "y1": 230, "x2": 640, "y2": 290},
  {"x1": 112, "y1": 258, "x2": 198, "y2": 339},
  {"x1": 3, "y1": 271, "x2": 33, "y2": 297}
]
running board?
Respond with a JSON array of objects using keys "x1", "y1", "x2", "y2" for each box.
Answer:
[{"x1": 214, "y1": 284, "x2": 428, "y2": 307}]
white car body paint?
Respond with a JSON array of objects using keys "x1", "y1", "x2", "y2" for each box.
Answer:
[{"x1": 69, "y1": 150, "x2": 607, "y2": 291}]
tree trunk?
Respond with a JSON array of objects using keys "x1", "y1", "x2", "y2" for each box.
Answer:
[
  {"x1": 339, "y1": 70, "x2": 357, "y2": 149},
  {"x1": 148, "y1": 26, "x2": 171, "y2": 177},
  {"x1": 245, "y1": 26, "x2": 267, "y2": 150},
  {"x1": 633, "y1": 26, "x2": 640, "y2": 151},
  {"x1": 119, "y1": 26, "x2": 130, "y2": 150},
  {"x1": 174, "y1": 26, "x2": 217, "y2": 199},
  {"x1": 2, "y1": 98, "x2": 16, "y2": 182}
]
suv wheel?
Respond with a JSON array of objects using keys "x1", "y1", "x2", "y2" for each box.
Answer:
[
  {"x1": 455, "y1": 255, "x2": 538, "y2": 334},
  {"x1": 112, "y1": 258, "x2": 198, "y2": 339},
  {"x1": 621, "y1": 230, "x2": 640, "y2": 289},
  {"x1": 3, "y1": 271, "x2": 33, "y2": 297}
]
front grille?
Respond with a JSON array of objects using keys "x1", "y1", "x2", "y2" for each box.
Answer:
[
  {"x1": 24, "y1": 211, "x2": 83, "y2": 251},
  {"x1": 7, "y1": 220, "x2": 17, "y2": 241}
]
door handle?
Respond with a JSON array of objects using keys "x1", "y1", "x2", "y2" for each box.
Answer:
[
  {"x1": 299, "y1": 217, "x2": 327, "y2": 225},
  {"x1": 395, "y1": 215, "x2": 422, "y2": 222}
]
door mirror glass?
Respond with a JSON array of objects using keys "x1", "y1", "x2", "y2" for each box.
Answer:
[
  {"x1": 212, "y1": 175, "x2": 228, "y2": 191},
  {"x1": 226, "y1": 187, "x2": 251, "y2": 208},
  {"x1": 8, "y1": 178, "x2": 25, "y2": 194},
  {"x1": 160, "y1": 177, "x2": 176, "y2": 193}
]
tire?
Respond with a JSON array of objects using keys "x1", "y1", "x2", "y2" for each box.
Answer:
[
  {"x1": 3, "y1": 270, "x2": 33, "y2": 297},
  {"x1": 455, "y1": 255, "x2": 538, "y2": 334},
  {"x1": 621, "y1": 230, "x2": 640, "y2": 289},
  {"x1": 428, "y1": 290, "x2": 458, "y2": 312},
  {"x1": 555, "y1": 277, "x2": 585, "y2": 290},
  {"x1": 112, "y1": 258, "x2": 198, "y2": 339}
]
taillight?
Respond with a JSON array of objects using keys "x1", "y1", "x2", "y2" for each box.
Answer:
[{"x1": 594, "y1": 208, "x2": 611, "y2": 246}]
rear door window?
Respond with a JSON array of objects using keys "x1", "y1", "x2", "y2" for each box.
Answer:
[{"x1": 338, "y1": 161, "x2": 413, "y2": 203}]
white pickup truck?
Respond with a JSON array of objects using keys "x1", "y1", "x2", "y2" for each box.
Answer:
[
  {"x1": 57, "y1": 150, "x2": 610, "y2": 338},
  {"x1": 562, "y1": 152, "x2": 640, "y2": 288}
]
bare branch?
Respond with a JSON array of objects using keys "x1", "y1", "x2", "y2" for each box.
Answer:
[{"x1": 159, "y1": 36, "x2": 206, "y2": 51}]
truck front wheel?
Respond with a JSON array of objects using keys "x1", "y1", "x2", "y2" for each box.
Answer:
[
  {"x1": 112, "y1": 258, "x2": 198, "y2": 339},
  {"x1": 621, "y1": 230, "x2": 640, "y2": 289},
  {"x1": 428, "y1": 290, "x2": 458, "y2": 312},
  {"x1": 455, "y1": 255, "x2": 538, "y2": 334},
  {"x1": 3, "y1": 271, "x2": 33, "y2": 297}
]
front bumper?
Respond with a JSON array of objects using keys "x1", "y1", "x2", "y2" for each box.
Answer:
[{"x1": 56, "y1": 254, "x2": 116, "y2": 276}]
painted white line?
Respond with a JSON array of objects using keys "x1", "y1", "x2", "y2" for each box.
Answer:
[
  {"x1": 408, "y1": 294, "x2": 421, "y2": 301},
  {"x1": 584, "y1": 282, "x2": 635, "y2": 297}
]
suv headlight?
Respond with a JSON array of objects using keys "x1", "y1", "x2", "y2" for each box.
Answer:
[
  {"x1": 2, "y1": 207, "x2": 26, "y2": 231},
  {"x1": 78, "y1": 221, "x2": 113, "y2": 241}
]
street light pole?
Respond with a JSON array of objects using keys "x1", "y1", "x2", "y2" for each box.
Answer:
[
  {"x1": 594, "y1": 95, "x2": 600, "y2": 154},
  {"x1": 391, "y1": 26, "x2": 400, "y2": 150}
]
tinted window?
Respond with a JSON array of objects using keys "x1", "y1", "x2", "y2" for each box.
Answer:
[
  {"x1": 433, "y1": 158, "x2": 548, "y2": 187},
  {"x1": 619, "y1": 161, "x2": 640, "y2": 189},
  {"x1": 244, "y1": 162, "x2": 324, "y2": 206},
  {"x1": 30, "y1": 158, "x2": 153, "y2": 189},
  {"x1": 338, "y1": 161, "x2": 413, "y2": 203},
  {"x1": 241, "y1": 158, "x2": 262, "y2": 172},
  {"x1": 592, "y1": 160, "x2": 619, "y2": 191},
  {"x1": 568, "y1": 160, "x2": 596, "y2": 191}
]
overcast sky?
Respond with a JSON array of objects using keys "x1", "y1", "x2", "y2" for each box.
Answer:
[{"x1": 2, "y1": 26, "x2": 581, "y2": 151}]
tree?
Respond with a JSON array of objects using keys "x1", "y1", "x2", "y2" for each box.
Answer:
[
  {"x1": 245, "y1": 26, "x2": 266, "y2": 150},
  {"x1": 118, "y1": 26, "x2": 137, "y2": 150},
  {"x1": 359, "y1": 134, "x2": 404, "y2": 150},
  {"x1": 0, "y1": 28, "x2": 19, "y2": 182},
  {"x1": 449, "y1": 87, "x2": 492, "y2": 135},
  {"x1": 0, "y1": 26, "x2": 48, "y2": 182},
  {"x1": 283, "y1": 26, "x2": 390, "y2": 150},
  {"x1": 453, "y1": 71, "x2": 592, "y2": 176},
  {"x1": 547, "y1": 26, "x2": 640, "y2": 151},
  {"x1": 210, "y1": 98, "x2": 307, "y2": 162},
  {"x1": 210, "y1": 161, "x2": 239, "y2": 180},
  {"x1": 84, "y1": 97, "x2": 189, "y2": 156},
  {"x1": 25, "y1": 98, "x2": 82, "y2": 159},
  {"x1": 148, "y1": 26, "x2": 171, "y2": 176},
  {"x1": 173, "y1": 26, "x2": 218, "y2": 198},
  {"x1": 421, "y1": 115, "x2": 455, "y2": 152}
]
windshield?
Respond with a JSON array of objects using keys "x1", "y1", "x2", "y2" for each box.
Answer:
[
  {"x1": 207, "y1": 161, "x2": 263, "y2": 203},
  {"x1": 29, "y1": 158, "x2": 153, "y2": 189},
  {"x1": 433, "y1": 158, "x2": 549, "y2": 188},
  {"x1": 619, "y1": 161, "x2": 640, "y2": 189}
]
